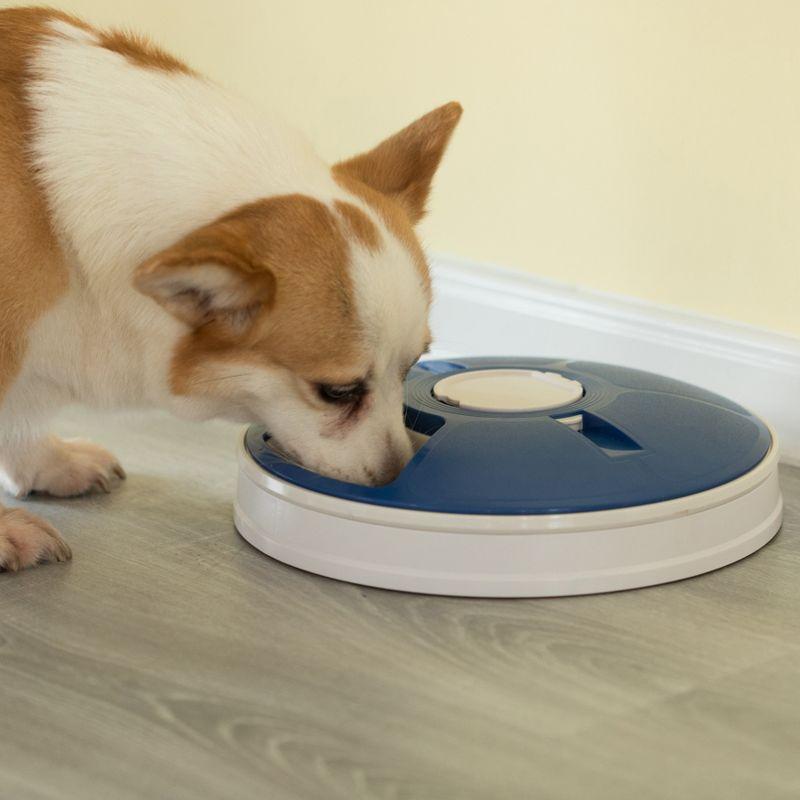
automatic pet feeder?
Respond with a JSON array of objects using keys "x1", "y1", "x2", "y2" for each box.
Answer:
[{"x1": 234, "y1": 357, "x2": 782, "y2": 597}]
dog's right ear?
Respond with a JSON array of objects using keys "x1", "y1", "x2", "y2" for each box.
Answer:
[{"x1": 134, "y1": 219, "x2": 275, "y2": 332}]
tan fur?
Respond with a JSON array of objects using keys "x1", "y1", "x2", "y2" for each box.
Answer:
[
  {"x1": 96, "y1": 29, "x2": 193, "y2": 74},
  {"x1": 6, "y1": 6, "x2": 191, "y2": 73},
  {"x1": 334, "y1": 101, "x2": 462, "y2": 224},
  {"x1": 0, "y1": 7, "x2": 71, "y2": 403},
  {"x1": 331, "y1": 102, "x2": 464, "y2": 295},
  {"x1": 0, "y1": 506, "x2": 71, "y2": 570},
  {"x1": 333, "y1": 169, "x2": 432, "y2": 293},
  {"x1": 136, "y1": 194, "x2": 370, "y2": 400},
  {"x1": 0, "y1": 6, "x2": 207, "y2": 405},
  {"x1": 333, "y1": 200, "x2": 380, "y2": 252}
]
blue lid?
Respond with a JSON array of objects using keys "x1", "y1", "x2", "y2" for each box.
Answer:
[{"x1": 244, "y1": 358, "x2": 772, "y2": 515}]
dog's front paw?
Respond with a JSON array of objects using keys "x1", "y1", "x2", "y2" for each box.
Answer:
[
  {"x1": 31, "y1": 438, "x2": 126, "y2": 498},
  {"x1": 0, "y1": 507, "x2": 72, "y2": 571}
]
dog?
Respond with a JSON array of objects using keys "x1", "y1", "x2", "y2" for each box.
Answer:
[{"x1": 0, "y1": 7, "x2": 461, "y2": 571}]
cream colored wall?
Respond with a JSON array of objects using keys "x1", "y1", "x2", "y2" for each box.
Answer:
[{"x1": 4, "y1": 0, "x2": 799, "y2": 335}]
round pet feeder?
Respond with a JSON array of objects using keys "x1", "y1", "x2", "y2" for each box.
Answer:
[{"x1": 234, "y1": 357, "x2": 782, "y2": 597}]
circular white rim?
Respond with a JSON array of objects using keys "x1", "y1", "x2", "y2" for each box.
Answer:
[
  {"x1": 234, "y1": 451, "x2": 782, "y2": 597},
  {"x1": 433, "y1": 368, "x2": 584, "y2": 412},
  {"x1": 236, "y1": 424, "x2": 780, "y2": 535}
]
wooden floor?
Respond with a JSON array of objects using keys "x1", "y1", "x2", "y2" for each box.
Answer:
[{"x1": 1, "y1": 409, "x2": 799, "y2": 800}]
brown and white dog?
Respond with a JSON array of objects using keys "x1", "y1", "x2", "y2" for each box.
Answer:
[{"x1": 0, "y1": 7, "x2": 461, "y2": 570}]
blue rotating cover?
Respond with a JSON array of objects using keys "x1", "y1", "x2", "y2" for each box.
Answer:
[{"x1": 244, "y1": 358, "x2": 772, "y2": 515}]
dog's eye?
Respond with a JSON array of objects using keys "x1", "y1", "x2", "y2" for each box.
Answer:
[{"x1": 317, "y1": 382, "x2": 366, "y2": 404}]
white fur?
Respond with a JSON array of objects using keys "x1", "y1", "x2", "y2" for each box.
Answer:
[{"x1": 0, "y1": 21, "x2": 430, "y2": 492}]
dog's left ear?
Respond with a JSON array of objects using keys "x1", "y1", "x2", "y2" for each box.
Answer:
[
  {"x1": 133, "y1": 219, "x2": 275, "y2": 333},
  {"x1": 334, "y1": 101, "x2": 462, "y2": 224}
]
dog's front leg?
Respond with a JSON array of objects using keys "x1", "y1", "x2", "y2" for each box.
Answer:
[
  {"x1": 0, "y1": 504, "x2": 71, "y2": 571},
  {"x1": 0, "y1": 434, "x2": 126, "y2": 499},
  {"x1": 0, "y1": 433, "x2": 126, "y2": 571}
]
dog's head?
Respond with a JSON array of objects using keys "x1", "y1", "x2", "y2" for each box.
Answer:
[{"x1": 134, "y1": 102, "x2": 461, "y2": 485}]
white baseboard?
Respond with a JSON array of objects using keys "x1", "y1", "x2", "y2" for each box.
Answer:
[{"x1": 429, "y1": 255, "x2": 800, "y2": 465}]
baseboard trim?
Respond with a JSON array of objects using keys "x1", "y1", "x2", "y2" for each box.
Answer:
[{"x1": 430, "y1": 255, "x2": 800, "y2": 465}]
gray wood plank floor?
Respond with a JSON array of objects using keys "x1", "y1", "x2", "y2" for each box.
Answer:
[{"x1": 1, "y1": 409, "x2": 799, "y2": 800}]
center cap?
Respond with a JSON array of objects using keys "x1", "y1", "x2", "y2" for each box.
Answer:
[{"x1": 433, "y1": 369, "x2": 584, "y2": 413}]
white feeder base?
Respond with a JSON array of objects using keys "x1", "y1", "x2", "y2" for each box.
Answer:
[{"x1": 234, "y1": 433, "x2": 782, "y2": 598}]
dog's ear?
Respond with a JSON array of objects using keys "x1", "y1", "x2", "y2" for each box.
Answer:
[
  {"x1": 134, "y1": 219, "x2": 275, "y2": 333},
  {"x1": 334, "y1": 101, "x2": 462, "y2": 224}
]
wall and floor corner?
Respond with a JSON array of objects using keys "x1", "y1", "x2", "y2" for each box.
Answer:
[{"x1": 430, "y1": 255, "x2": 800, "y2": 465}]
